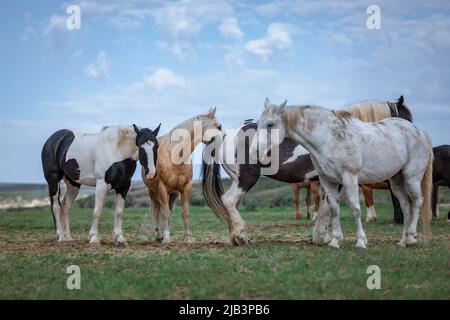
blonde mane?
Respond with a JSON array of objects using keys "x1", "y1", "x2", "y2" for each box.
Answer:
[
  {"x1": 343, "y1": 101, "x2": 392, "y2": 122},
  {"x1": 282, "y1": 100, "x2": 395, "y2": 132},
  {"x1": 97, "y1": 125, "x2": 136, "y2": 149}
]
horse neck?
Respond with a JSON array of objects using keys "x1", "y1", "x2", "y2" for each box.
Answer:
[
  {"x1": 283, "y1": 107, "x2": 339, "y2": 156},
  {"x1": 162, "y1": 117, "x2": 202, "y2": 162}
]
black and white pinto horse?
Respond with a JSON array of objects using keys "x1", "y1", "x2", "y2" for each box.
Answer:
[
  {"x1": 42, "y1": 124, "x2": 160, "y2": 246},
  {"x1": 202, "y1": 97, "x2": 412, "y2": 246},
  {"x1": 253, "y1": 99, "x2": 433, "y2": 249},
  {"x1": 431, "y1": 144, "x2": 450, "y2": 221}
]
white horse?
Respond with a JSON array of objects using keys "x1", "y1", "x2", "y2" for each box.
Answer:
[
  {"x1": 42, "y1": 124, "x2": 160, "y2": 246},
  {"x1": 252, "y1": 98, "x2": 433, "y2": 249}
]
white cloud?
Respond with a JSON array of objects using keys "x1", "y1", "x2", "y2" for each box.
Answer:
[
  {"x1": 43, "y1": 15, "x2": 66, "y2": 35},
  {"x1": 85, "y1": 51, "x2": 111, "y2": 80},
  {"x1": 219, "y1": 17, "x2": 244, "y2": 40},
  {"x1": 158, "y1": 41, "x2": 194, "y2": 61},
  {"x1": 141, "y1": 68, "x2": 186, "y2": 89},
  {"x1": 152, "y1": 1, "x2": 233, "y2": 39},
  {"x1": 43, "y1": 15, "x2": 70, "y2": 51},
  {"x1": 245, "y1": 23, "x2": 295, "y2": 61}
]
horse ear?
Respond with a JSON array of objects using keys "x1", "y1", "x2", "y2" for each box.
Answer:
[
  {"x1": 153, "y1": 123, "x2": 161, "y2": 136},
  {"x1": 279, "y1": 100, "x2": 287, "y2": 112},
  {"x1": 397, "y1": 95, "x2": 404, "y2": 106},
  {"x1": 133, "y1": 124, "x2": 140, "y2": 135},
  {"x1": 264, "y1": 97, "x2": 271, "y2": 109},
  {"x1": 208, "y1": 106, "x2": 216, "y2": 118}
]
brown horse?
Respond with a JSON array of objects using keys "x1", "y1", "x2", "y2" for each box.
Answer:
[
  {"x1": 431, "y1": 145, "x2": 450, "y2": 221},
  {"x1": 291, "y1": 181, "x2": 320, "y2": 219},
  {"x1": 142, "y1": 108, "x2": 222, "y2": 244},
  {"x1": 361, "y1": 182, "x2": 390, "y2": 222}
]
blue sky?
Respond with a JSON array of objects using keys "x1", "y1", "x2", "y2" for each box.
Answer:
[{"x1": 1, "y1": 0, "x2": 449, "y2": 183}]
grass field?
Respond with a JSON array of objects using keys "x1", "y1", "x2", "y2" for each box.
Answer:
[{"x1": 0, "y1": 204, "x2": 449, "y2": 299}]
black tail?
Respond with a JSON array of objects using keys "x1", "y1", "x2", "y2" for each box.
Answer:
[{"x1": 201, "y1": 141, "x2": 232, "y2": 229}]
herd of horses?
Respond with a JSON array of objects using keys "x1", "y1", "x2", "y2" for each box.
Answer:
[{"x1": 41, "y1": 97, "x2": 449, "y2": 249}]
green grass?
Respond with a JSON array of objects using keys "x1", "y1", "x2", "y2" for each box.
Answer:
[{"x1": 0, "y1": 204, "x2": 449, "y2": 299}]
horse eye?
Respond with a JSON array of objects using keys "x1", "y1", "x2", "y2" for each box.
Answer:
[{"x1": 267, "y1": 123, "x2": 273, "y2": 129}]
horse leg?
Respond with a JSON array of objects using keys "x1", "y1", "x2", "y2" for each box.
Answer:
[
  {"x1": 404, "y1": 177, "x2": 425, "y2": 246},
  {"x1": 147, "y1": 190, "x2": 163, "y2": 242},
  {"x1": 306, "y1": 185, "x2": 312, "y2": 219},
  {"x1": 222, "y1": 180, "x2": 249, "y2": 245},
  {"x1": 88, "y1": 179, "x2": 108, "y2": 245},
  {"x1": 150, "y1": 198, "x2": 163, "y2": 243},
  {"x1": 47, "y1": 175, "x2": 64, "y2": 241},
  {"x1": 292, "y1": 184, "x2": 301, "y2": 219},
  {"x1": 112, "y1": 193, "x2": 127, "y2": 247},
  {"x1": 181, "y1": 183, "x2": 193, "y2": 244},
  {"x1": 311, "y1": 181, "x2": 320, "y2": 220},
  {"x1": 362, "y1": 185, "x2": 377, "y2": 222},
  {"x1": 431, "y1": 183, "x2": 439, "y2": 220},
  {"x1": 60, "y1": 177, "x2": 79, "y2": 241},
  {"x1": 342, "y1": 175, "x2": 367, "y2": 249},
  {"x1": 158, "y1": 184, "x2": 172, "y2": 244},
  {"x1": 313, "y1": 179, "x2": 339, "y2": 247},
  {"x1": 388, "y1": 175, "x2": 412, "y2": 247}
]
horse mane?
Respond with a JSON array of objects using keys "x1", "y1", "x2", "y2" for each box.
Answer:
[
  {"x1": 283, "y1": 99, "x2": 413, "y2": 131},
  {"x1": 116, "y1": 127, "x2": 137, "y2": 149},
  {"x1": 343, "y1": 101, "x2": 392, "y2": 122},
  {"x1": 97, "y1": 125, "x2": 136, "y2": 149}
]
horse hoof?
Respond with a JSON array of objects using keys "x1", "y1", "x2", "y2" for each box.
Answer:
[
  {"x1": 328, "y1": 238, "x2": 340, "y2": 249},
  {"x1": 183, "y1": 236, "x2": 194, "y2": 244},
  {"x1": 397, "y1": 240, "x2": 406, "y2": 248},
  {"x1": 89, "y1": 236, "x2": 101, "y2": 246},
  {"x1": 161, "y1": 237, "x2": 171, "y2": 245},
  {"x1": 231, "y1": 234, "x2": 252, "y2": 246},
  {"x1": 355, "y1": 239, "x2": 367, "y2": 249},
  {"x1": 115, "y1": 236, "x2": 127, "y2": 247},
  {"x1": 312, "y1": 212, "x2": 318, "y2": 221},
  {"x1": 313, "y1": 234, "x2": 331, "y2": 246},
  {"x1": 58, "y1": 236, "x2": 73, "y2": 242},
  {"x1": 406, "y1": 238, "x2": 417, "y2": 247}
]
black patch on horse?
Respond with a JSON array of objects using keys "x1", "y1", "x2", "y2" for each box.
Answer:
[
  {"x1": 63, "y1": 158, "x2": 80, "y2": 182},
  {"x1": 105, "y1": 158, "x2": 137, "y2": 199}
]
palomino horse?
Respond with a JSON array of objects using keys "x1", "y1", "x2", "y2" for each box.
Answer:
[
  {"x1": 291, "y1": 181, "x2": 320, "y2": 219},
  {"x1": 42, "y1": 124, "x2": 160, "y2": 246},
  {"x1": 142, "y1": 108, "x2": 222, "y2": 244},
  {"x1": 202, "y1": 97, "x2": 412, "y2": 245},
  {"x1": 431, "y1": 145, "x2": 450, "y2": 221},
  {"x1": 253, "y1": 99, "x2": 433, "y2": 249}
]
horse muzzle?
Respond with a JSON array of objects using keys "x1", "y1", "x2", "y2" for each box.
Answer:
[{"x1": 146, "y1": 171, "x2": 156, "y2": 180}]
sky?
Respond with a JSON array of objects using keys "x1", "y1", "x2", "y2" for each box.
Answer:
[{"x1": 0, "y1": 0, "x2": 449, "y2": 183}]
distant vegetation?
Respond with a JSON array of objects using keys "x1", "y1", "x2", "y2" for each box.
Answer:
[{"x1": 1, "y1": 179, "x2": 449, "y2": 213}]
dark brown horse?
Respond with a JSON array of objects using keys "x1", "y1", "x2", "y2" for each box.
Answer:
[
  {"x1": 291, "y1": 181, "x2": 320, "y2": 219},
  {"x1": 431, "y1": 145, "x2": 450, "y2": 221}
]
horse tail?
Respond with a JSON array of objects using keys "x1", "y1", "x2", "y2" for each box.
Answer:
[
  {"x1": 201, "y1": 142, "x2": 232, "y2": 228},
  {"x1": 421, "y1": 134, "x2": 433, "y2": 242}
]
